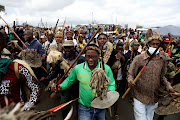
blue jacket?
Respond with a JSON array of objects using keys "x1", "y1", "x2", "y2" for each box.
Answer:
[{"x1": 23, "y1": 38, "x2": 45, "y2": 56}]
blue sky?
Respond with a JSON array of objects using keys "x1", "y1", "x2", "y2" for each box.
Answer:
[{"x1": 0, "y1": 0, "x2": 180, "y2": 28}]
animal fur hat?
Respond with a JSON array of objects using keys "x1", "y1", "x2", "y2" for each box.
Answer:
[
  {"x1": 47, "y1": 50, "x2": 62, "y2": 64},
  {"x1": 145, "y1": 29, "x2": 162, "y2": 44}
]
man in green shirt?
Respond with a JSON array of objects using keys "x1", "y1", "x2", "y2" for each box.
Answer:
[{"x1": 53, "y1": 44, "x2": 115, "y2": 120}]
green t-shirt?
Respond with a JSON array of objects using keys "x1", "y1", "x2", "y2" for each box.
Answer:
[{"x1": 60, "y1": 61, "x2": 115, "y2": 107}]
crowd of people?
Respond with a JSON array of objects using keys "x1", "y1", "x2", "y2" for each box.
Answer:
[{"x1": 0, "y1": 23, "x2": 179, "y2": 120}]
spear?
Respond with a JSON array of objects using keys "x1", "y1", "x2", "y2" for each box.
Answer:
[
  {"x1": 122, "y1": 33, "x2": 168, "y2": 99},
  {"x1": 49, "y1": 28, "x2": 101, "y2": 97}
]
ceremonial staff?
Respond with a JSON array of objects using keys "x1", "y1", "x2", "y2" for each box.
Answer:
[
  {"x1": 62, "y1": 17, "x2": 67, "y2": 43},
  {"x1": 44, "y1": 19, "x2": 59, "y2": 63},
  {"x1": 50, "y1": 28, "x2": 101, "y2": 97},
  {"x1": 122, "y1": 33, "x2": 168, "y2": 99},
  {"x1": 53, "y1": 19, "x2": 59, "y2": 33}
]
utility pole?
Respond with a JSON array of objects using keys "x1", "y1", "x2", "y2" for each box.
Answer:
[{"x1": 92, "y1": 12, "x2": 94, "y2": 24}]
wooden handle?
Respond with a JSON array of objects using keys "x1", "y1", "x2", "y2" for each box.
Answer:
[
  {"x1": 122, "y1": 66, "x2": 146, "y2": 99},
  {"x1": 49, "y1": 28, "x2": 101, "y2": 98},
  {"x1": 41, "y1": 66, "x2": 49, "y2": 74},
  {"x1": 165, "y1": 33, "x2": 173, "y2": 53},
  {"x1": 57, "y1": 27, "x2": 101, "y2": 85},
  {"x1": 48, "y1": 98, "x2": 79, "y2": 112},
  {"x1": 50, "y1": 92, "x2": 56, "y2": 98},
  {"x1": 53, "y1": 98, "x2": 79, "y2": 112}
]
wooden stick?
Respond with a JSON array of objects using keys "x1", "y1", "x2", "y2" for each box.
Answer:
[
  {"x1": 50, "y1": 28, "x2": 101, "y2": 98},
  {"x1": 41, "y1": 66, "x2": 49, "y2": 74},
  {"x1": 122, "y1": 34, "x2": 167, "y2": 99},
  {"x1": 130, "y1": 48, "x2": 134, "y2": 61},
  {"x1": 160, "y1": 33, "x2": 168, "y2": 38},
  {"x1": 57, "y1": 27, "x2": 100, "y2": 85},
  {"x1": 122, "y1": 66, "x2": 146, "y2": 99},
  {"x1": 0, "y1": 16, "x2": 28, "y2": 49},
  {"x1": 53, "y1": 19, "x2": 59, "y2": 33},
  {"x1": 165, "y1": 33, "x2": 173, "y2": 53},
  {"x1": 54, "y1": 98, "x2": 79, "y2": 112},
  {"x1": 108, "y1": 107, "x2": 112, "y2": 117},
  {"x1": 48, "y1": 98, "x2": 79, "y2": 112},
  {"x1": 62, "y1": 17, "x2": 67, "y2": 33},
  {"x1": 0, "y1": 16, "x2": 49, "y2": 74},
  {"x1": 171, "y1": 92, "x2": 180, "y2": 96},
  {"x1": 62, "y1": 17, "x2": 67, "y2": 43}
]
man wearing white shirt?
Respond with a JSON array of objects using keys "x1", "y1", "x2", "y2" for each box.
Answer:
[
  {"x1": 44, "y1": 33, "x2": 56, "y2": 48},
  {"x1": 65, "y1": 30, "x2": 77, "y2": 47}
]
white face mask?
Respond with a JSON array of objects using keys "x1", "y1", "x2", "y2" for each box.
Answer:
[{"x1": 148, "y1": 47, "x2": 160, "y2": 55}]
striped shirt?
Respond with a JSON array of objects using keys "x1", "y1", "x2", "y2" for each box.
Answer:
[{"x1": 60, "y1": 61, "x2": 115, "y2": 107}]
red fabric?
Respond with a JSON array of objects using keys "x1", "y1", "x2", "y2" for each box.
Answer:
[
  {"x1": 0, "y1": 62, "x2": 21, "y2": 107},
  {"x1": 167, "y1": 49, "x2": 171, "y2": 57}
]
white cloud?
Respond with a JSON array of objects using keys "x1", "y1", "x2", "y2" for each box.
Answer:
[{"x1": 0, "y1": 0, "x2": 180, "y2": 28}]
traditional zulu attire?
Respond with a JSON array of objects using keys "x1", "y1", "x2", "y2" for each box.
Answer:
[
  {"x1": 128, "y1": 29, "x2": 173, "y2": 120},
  {"x1": 98, "y1": 41, "x2": 117, "y2": 68},
  {"x1": 45, "y1": 43, "x2": 63, "y2": 55},
  {"x1": 0, "y1": 58, "x2": 39, "y2": 110}
]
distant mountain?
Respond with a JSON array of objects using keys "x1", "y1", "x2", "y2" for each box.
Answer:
[{"x1": 154, "y1": 25, "x2": 180, "y2": 37}]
